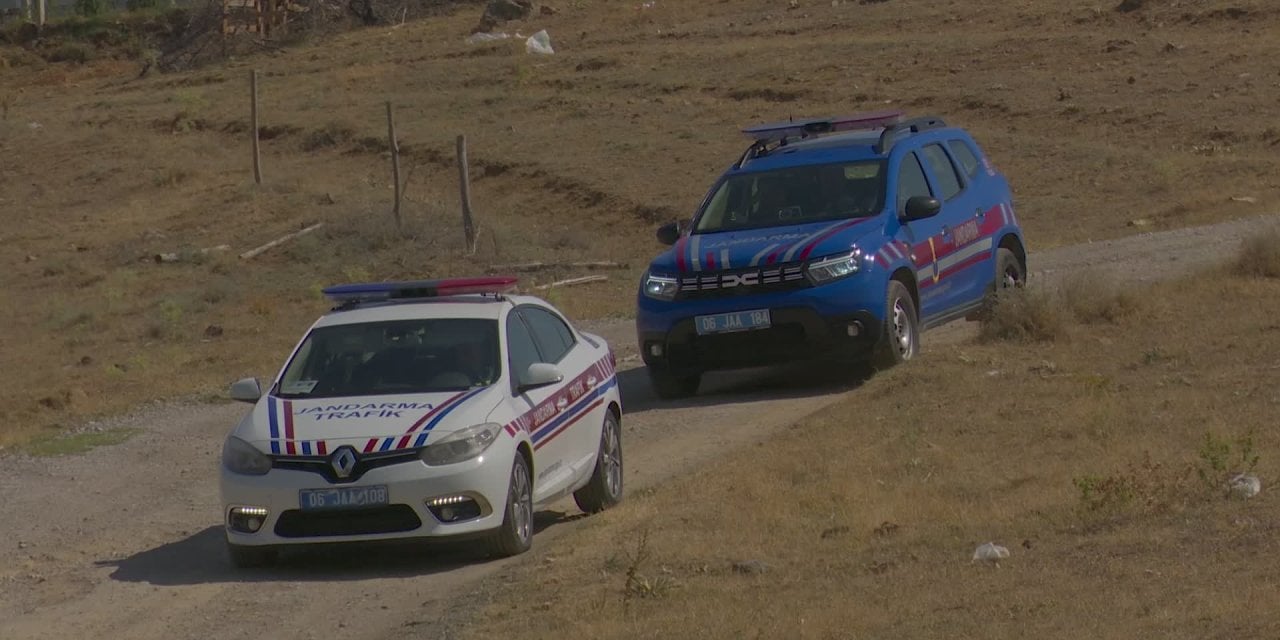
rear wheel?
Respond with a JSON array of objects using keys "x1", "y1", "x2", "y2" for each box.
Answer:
[
  {"x1": 573, "y1": 410, "x2": 624, "y2": 513},
  {"x1": 227, "y1": 542, "x2": 278, "y2": 569},
  {"x1": 647, "y1": 366, "x2": 701, "y2": 400},
  {"x1": 872, "y1": 280, "x2": 919, "y2": 369},
  {"x1": 486, "y1": 454, "x2": 534, "y2": 558},
  {"x1": 974, "y1": 247, "x2": 1026, "y2": 319}
]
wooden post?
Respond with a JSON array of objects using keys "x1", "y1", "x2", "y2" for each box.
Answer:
[
  {"x1": 36, "y1": 0, "x2": 44, "y2": 27},
  {"x1": 250, "y1": 70, "x2": 262, "y2": 184},
  {"x1": 386, "y1": 101, "x2": 402, "y2": 229},
  {"x1": 456, "y1": 134, "x2": 477, "y2": 253}
]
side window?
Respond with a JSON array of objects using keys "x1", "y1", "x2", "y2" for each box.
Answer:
[
  {"x1": 921, "y1": 144, "x2": 963, "y2": 200},
  {"x1": 505, "y1": 314, "x2": 541, "y2": 381},
  {"x1": 519, "y1": 307, "x2": 576, "y2": 364},
  {"x1": 947, "y1": 139, "x2": 981, "y2": 179},
  {"x1": 896, "y1": 152, "x2": 932, "y2": 215}
]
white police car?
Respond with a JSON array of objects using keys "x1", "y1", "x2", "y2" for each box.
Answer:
[{"x1": 219, "y1": 277, "x2": 623, "y2": 567}]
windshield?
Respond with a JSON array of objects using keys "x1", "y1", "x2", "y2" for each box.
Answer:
[
  {"x1": 274, "y1": 318, "x2": 500, "y2": 399},
  {"x1": 694, "y1": 160, "x2": 886, "y2": 233}
]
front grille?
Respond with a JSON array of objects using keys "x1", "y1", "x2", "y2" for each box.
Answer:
[
  {"x1": 271, "y1": 449, "x2": 421, "y2": 484},
  {"x1": 677, "y1": 263, "x2": 810, "y2": 300},
  {"x1": 274, "y1": 505, "x2": 423, "y2": 538}
]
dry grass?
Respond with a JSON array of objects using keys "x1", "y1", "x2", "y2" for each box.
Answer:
[
  {"x1": 458, "y1": 262, "x2": 1280, "y2": 640},
  {"x1": 2, "y1": 0, "x2": 1280, "y2": 445},
  {"x1": 1232, "y1": 226, "x2": 1280, "y2": 278}
]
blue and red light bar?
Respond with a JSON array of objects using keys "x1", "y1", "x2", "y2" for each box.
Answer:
[
  {"x1": 741, "y1": 109, "x2": 905, "y2": 144},
  {"x1": 322, "y1": 276, "x2": 519, "y2": 304}
]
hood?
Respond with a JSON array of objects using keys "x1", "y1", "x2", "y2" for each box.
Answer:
[
  {"x1": 234, "y1": 386, "x2": 503, "y2": 456},
  {"x1": 650, "y1": 217, "x2": 883, "y2": 274}
]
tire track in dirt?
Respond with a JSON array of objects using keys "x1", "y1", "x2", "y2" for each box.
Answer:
[{"x1": 0, "y1": 214, "x2": 1274, "y2": 640}]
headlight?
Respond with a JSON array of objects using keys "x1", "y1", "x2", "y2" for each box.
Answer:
[
  {"x1": 420, "y1": 423, "x2": 502, "y2": 466},
  {"x1": 222, "y1": 436, "x2": 272, "y2": 475},
  {"x1": 642, "y1": 272, "x2": 679, "y2": 300},
  {"x1": 806, "y1": 250, "x2": 861, "y2": 284}
]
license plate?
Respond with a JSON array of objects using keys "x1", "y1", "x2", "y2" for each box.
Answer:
[
  {"x1": 299, "y1": 485, "x2": 389, "y2": 510},
  {"x1": 695, "y1": 309, "x2": 772, "y2": 335}
]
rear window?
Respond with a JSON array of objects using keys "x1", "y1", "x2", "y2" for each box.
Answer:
[
  {"x1": 947, "y1": 139, "x2": 982, "y2": 178},
  {"x1": 694, "y1": 160, "x2": 887, "y2": 233}
]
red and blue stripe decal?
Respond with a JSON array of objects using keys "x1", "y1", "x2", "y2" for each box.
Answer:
[
  {"x1": 503, "y1": 355, "x2": 618, "y2": 451},
  {"x1": 268, "y1": 397, "x2": 331, "y2": 456}
]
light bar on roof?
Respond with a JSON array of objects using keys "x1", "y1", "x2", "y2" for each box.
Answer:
[
  {"x1": 741, "y1": 109, "x2": 906, "y2": 144},
  {"x1": 322, "y1": 276, "x2": 519, "y2": 304}
]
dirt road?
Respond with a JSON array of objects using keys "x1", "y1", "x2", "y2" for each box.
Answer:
[{"x1": 1, "y1": 214, "x2": 1274, "y2": 640}]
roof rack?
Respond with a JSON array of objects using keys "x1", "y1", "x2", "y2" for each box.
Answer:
[
  {"x1": 732, "y1": 110, "x2": 905, "y2": 169},
  {"x1": 322, "y1": 276, "x2": 519, "y2": 310},
  {"x1": 873, "y1": 115, "x2": 948, "y2": 154}
]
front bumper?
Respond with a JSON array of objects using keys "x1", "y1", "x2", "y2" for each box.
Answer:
[{"x1": 219, "y1": 450, "x2": 512, "y2": 547}]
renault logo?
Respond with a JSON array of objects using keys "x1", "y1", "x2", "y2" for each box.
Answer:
[{"x1": 330, "y1": 446, "x2": 358, "y2": 479}]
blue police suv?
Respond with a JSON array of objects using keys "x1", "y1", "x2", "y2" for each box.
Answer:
[{"x1": 635, "y1": 111, "x2": 1027, "y2": 399}]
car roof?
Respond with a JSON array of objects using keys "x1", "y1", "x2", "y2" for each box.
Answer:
[
  {"x1": 312, "y1": 295, "x2": 511, "y2": 328},
  {"x1": 310, "y1": 293, "x2": 566, "y2": 329},
  {"x1": 729, "y1": 124, "x2": 968, "y2": 174}
]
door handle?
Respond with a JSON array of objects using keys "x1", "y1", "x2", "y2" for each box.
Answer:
[
  {"x1": 940, "y1": 224, "x2": 951, "y2": 238},
  {"x1": 975, "y1": 208, "x2": 985, "y2": 221}
]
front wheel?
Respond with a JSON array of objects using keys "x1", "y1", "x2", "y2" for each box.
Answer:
[
  {"x1": 872, "y1": 280, "x2": 919, "y2": 369},
  {"x1": 573, "y1": 410, "x2": 624, "y2": 513},
  {"x1": 486, "y1": 454, "x2": 534, "y2": 558}
]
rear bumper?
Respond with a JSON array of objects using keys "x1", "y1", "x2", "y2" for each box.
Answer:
[{"x1": 638, "y1": 307, "x2": 883, "y2": 372}]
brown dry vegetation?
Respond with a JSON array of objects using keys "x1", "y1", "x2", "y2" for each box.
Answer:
[
  {"x1": 2, "y1": 0, "x2": 1279, "y2": 447},
  {"x1": 456, "y1": 252, "x2": 1280, "y2": 639}
]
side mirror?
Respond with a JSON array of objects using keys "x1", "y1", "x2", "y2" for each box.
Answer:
[
  {"x1": 230, "y1": 377, "x2": 262, "y2": 403},
  {"x1": 901, "y1": 196, "x2": 942, "y2": 222},
  {"x1": 656, "y1": 221, "x2": 681, "y2": 246},
  {"x1": 518, "y1": 363, "x2": 563, "y2": 393}
]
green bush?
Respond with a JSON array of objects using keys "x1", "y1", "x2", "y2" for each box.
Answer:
[{"x1": 74, "y1": 0, "x2": 108, "y2": 17}]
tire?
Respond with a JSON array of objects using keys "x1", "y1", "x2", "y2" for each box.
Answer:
[
  {"x1": 486, "y1": 453, "x2": 534, "y2": 558},
  {"x1": 974, "y1": 247, "x2": 1026, "y2": 320},
  {"x1": 227, "y1": 542, "x2": 278, "y2": 569},
  {"x1": 993, "y1": 247, "x2": 1026, "y2": 291},
  {"x1": 647, "y1": 366, "x2": 701, "y2": 400},
  {"x1": 573, "y1": 410, "x2": 624, "y2": 514},
  {"x1": 872, "y1": 279, "x2": 919, "y2": 369}
]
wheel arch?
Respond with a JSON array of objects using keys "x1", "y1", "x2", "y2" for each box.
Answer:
[
  {"x1": 998, "y1": 233, "x2": 1027, "y2": 274},
  {"x1": 889, "y1": 266, "x2": 919, "y2": 314}
]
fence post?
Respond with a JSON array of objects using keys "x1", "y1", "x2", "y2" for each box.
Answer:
[
  {"x1": 456, "y1": 134, "x2": 477, "y2": 253},
  {"x1": 386, "y1": 101, "x2": 402, "y2": 230},
  {"x1": 250, "y1": 69, "x2": 263, "y2": 184}
]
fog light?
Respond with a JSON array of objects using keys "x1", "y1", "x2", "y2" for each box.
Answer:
[
  {"x1": 425, "y1": 495, "x2": 482, "y2": 523},
  {"x1": 847, "y1": 321, "x2": 863, "y2": 337},
  {"x1": 648, "y1": 343, "x2": 664, "y2": 358},
  {"x1": 228, "y1": 506, "x2": 269, "y2": 533}
]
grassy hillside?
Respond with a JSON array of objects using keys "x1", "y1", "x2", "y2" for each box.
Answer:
[
  {"x1": 2, "y1": 0, "x2": 1279, "y2": 445},
  {"x1": 457, "y1": 243, "x2": 1280, "y2": 639}
]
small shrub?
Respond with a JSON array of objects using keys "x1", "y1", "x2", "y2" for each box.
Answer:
[
  {"x1": 1196, "y1": 429, "x2": 1260, "y2": 490},
  {"x1": 977, "y1": 287, "x2": 1066, "y2": 343},
  {"x1": 1058, "y1": 272, "x2": 1145, "y2": 323},
  {"x1": 1232, "y1": 227, "x2": 1280, "y2": 278},
  {"x1": 1073, "y1": 454, "x2": 1191, "y2": 515},
  {"x1": 73, "y1": 0, "x2": 107, "y2": 17}
]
